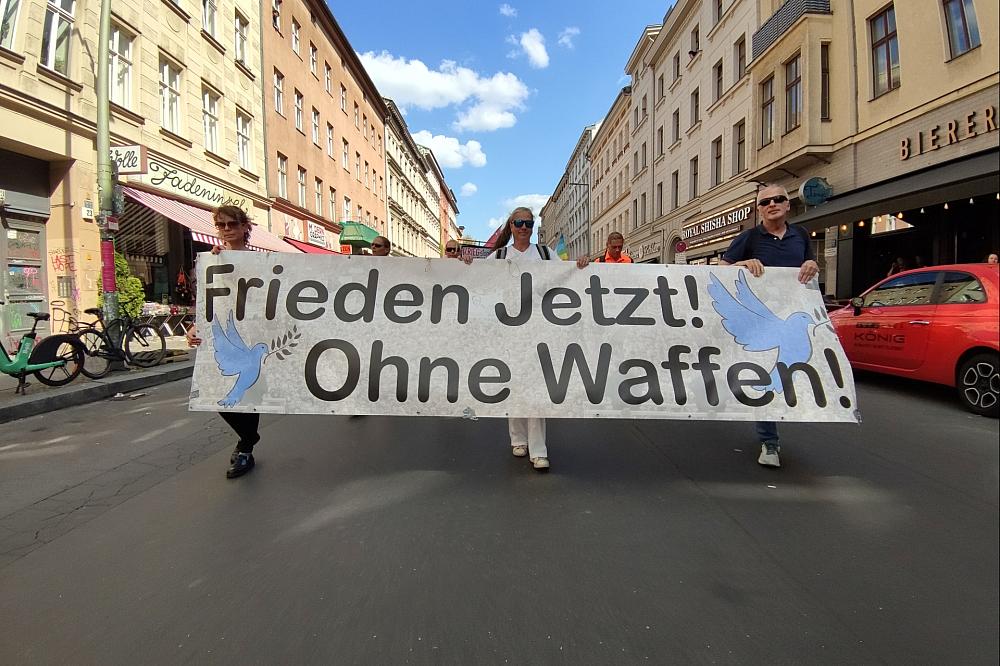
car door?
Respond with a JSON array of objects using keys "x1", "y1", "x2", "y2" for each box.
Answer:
[{"x1": 848, "y1": 270, "x2": 940, "y2": 371}]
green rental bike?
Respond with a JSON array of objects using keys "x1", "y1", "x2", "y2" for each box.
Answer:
[{"x1": 0, "y1": 301, "x2": 86, "y2": 394}]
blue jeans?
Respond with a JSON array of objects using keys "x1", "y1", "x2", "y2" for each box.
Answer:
[{"x1": 755, "y1": 421, "x2": 779, "y2": 444}]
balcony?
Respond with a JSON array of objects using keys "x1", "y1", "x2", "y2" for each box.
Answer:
[{"x1": 752, "y1": 0, "x2": 831, "y2": 60}]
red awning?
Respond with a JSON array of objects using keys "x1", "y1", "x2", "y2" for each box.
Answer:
[
  {"x1": 283, "y1": 237, "x2": 341, "y2": 254},
  {"x1": 122, "y1": 187, "x2": 297, "y2": 253}
]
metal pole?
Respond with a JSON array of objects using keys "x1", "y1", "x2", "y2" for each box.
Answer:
[{"x1": 96, "y1": 0, "x2": 118, "y2": 324}]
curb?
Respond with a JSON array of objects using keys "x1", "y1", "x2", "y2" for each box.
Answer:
[{"x1": 0, "y1": 362, "x2": 194, "y2": 424}]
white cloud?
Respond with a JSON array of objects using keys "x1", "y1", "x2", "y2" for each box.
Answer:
[
  {"x1": 487, "y1": 216, "x2": 506, "y2": 230},
  {"x1": 359, "y1": 51, "x2": 530, "y2": 132},
  {"x1": 499, "y1": 3, "x2": 517, "y2": 17},
  {"x1": 518, "y1": 29, "x2": 549, "y2": 69},
  {"x1": 412, "y1": 131, "x2": 487, "y2": 169},
  {"x1": 460, "y1": 182, "x2": 478, "y2": 196},
  {"x1": 558, "y1": 27, "x2": 580, "y2": 49}
]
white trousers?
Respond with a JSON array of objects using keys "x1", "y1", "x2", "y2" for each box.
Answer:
[{"x1": 508, "y1": 417, "x2": 547, "y2": 459}]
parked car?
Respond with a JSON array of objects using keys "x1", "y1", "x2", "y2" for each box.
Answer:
[{"x1": 829, "y1": 263, "x2": 1000, "y2": 417}]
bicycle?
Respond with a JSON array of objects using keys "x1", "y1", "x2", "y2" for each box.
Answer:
[
  {"x1": 75, "y1": 307, "x2": 167, "y2": 379},
  {"x1": 0, "y1": 301, "x2": 86, "y2": 394}
]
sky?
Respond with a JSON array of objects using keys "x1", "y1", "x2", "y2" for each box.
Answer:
[{"x1": 329, "y1": 1, "x2": 672, "y2": 242}]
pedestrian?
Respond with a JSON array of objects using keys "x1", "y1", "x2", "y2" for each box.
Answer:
[
  {"x1": 986, "y1": 253, "x2": 998, "y2": 264},
  {"x1": 444, "y1": 240, "x2": 462, "y2": 258},
  {"x1": 371, "y1": 236, "x2": 391, "y2": 256},
  {"x1": 185, "y1": 205, "x2": 263, "y2": 479},
  {"x1": 886, "y1": 256, "x2": 908, "y2": 276},
  {"x1": 593, "y1": 231, "x2": 633, "y2": 264},
  {"x1": 719, "y1": 184, "x2": 820, "y2": 468},
  {"x1": 467, "y1": 206, "x2": 588, "y2": 472}
]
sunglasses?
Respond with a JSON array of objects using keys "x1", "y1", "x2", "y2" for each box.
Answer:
[
  {"x1": 511, "y1": 219, "x2": 534, "y2": 229},
  {"x1": 757, "y1": 195, "x2": 788, "y2": 207},
  {"x1": 371, "y1": 243, "x2": 387, "y2": 249},
  {"x1": 445, "y1": 247, "x2": 459, "y2": 253},
  {"x1": 214, "y1": 221, "x2": 243, "y2": 230}
]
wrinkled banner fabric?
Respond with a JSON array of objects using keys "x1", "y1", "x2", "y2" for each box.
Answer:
[{"x1": 189, "y1": 252, "x2": 859, "y2": 423}]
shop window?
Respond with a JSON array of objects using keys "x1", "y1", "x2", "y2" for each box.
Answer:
[
  {"x1": 869, "y1": 214, "x2": 913, "y2": 235},
  {"x1": 862, "y1": 272, "x2": 938, "y2": 307}
]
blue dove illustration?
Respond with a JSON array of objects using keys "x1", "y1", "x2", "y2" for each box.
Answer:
[
  {"x1": 212, "y1": 311, "x2": 269, "y2": 407},
  {"x1": 707, "y1": 272, "x2": 815, "y2": 393}
]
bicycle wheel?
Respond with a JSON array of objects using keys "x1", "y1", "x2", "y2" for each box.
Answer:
[
  {"x1": 77, "y1": 328, "x2": 113, "y2": 379},
  {"x1": 124, "y1": 323, "x2": 167, "y2": 368},
  {"x1": 33, "y1": 340, "x2": 84, "y2": 387}
]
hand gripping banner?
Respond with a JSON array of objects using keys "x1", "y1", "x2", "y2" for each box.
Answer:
[{"x1": 189, "y1": 252, "x2": 859, "y2": 423}]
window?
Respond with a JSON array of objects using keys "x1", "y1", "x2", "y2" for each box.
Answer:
[
  {"x1": 340, "y1": 84, "x2": 347, "y2": 111},
  {"x1": 312, "y1": 108, "x2": 320, "y2": 144},
  {"x1": 277, "y1": 154, "x2": 288, "y2": 198},
  {"x1": 294, "y1": 90, "x2": 303, "y2": 131},
  {"x1": 656, "y1": 126, "x2": 664, "y2": 156},
  {"x1": 670, "y1": 170, "x2": 679, "y2": 210},
  {"x1": 657, "y1": 74, "x2": 664, "y2": 100},
  {"x1": 308, "y1": 43, "x2": 318, "y2": 75},
  {"x1": 202, "y1": 0, "x2": 216, "y2": 36},
  {"x1": 733, "y1": 119, "x2": 746, "y2": 174},
  {"x1": 690, "y1": 88, "x2": 700, "y2": 126},
  {"x1": 944, "y1": 0, "x2": 980, "y2": 58},
  {"x1": 315, "y1": 178, "x2": 323, "y2": 214},
  {"x1": 354, "y1": 102, "x2": 359, "y2": 128},
  {"x1": 641, "y1": 95, "x2": 648, "y2": 118},
  {"x1": 271, "y1": 0, "x2": 280, "y2": 30},
  {"x1": 159, "y1": 59, "x2": 181, "y2": 133},
  {"x1": 713, "y1": 60, "x2": 724, "y2": 101},
  {"x1": 327, "y1": 123, "x2": 334, "y2": 156},
  {"x1": 870, "y1": 6, "x2": 900, "y2": 96},
  {"x1": 714, "y1": 0, "x2": 724, "y2": 24},
  {"x1": 938, "y1": 271, "x2": 986, "y2": 304},
  {"x1": 364, "y1": 161, "x2": 370, "y2": 188},
  {"x1": 640, "y1": 193, "x2": 647, "y2": 226},
  {"x1": 236, "y1": 111, "x2": 252, "y2": 170},
  {"x1": 735, "y1": 35, "x2": 746, "y2": 81},
  {"x1": 329, "y1": 187, "x2": 337, "y2": 221},
  {"x1": 821, "y1": 44, "x2": 831, "y2": 120},
  {"x1": 291, "y1": 19, "x2": 300, "y2": 54},
  {"x1": 355, "y1": 152, "x2": 360, "y2": 180},
  {"x1": 297, "y1": 167, "x2": 307, "y2": 206},
  {"x1": 656, "y1": 182, "x2": 663, "y2": 216},
  {"x1": 234, "y1": 12, "x2": 249, "y2": 66},
  {"x1": 325, "y1": 63, "x2": 332, "y2": 93},
  {"x1": 202, "y1": 88, "x2": 220, "y2": 152},
  {"x1": 672, "y1": 52, "x2": 681, "y2": 80},
  {"x1": 1, "y1": 0, "x2": 21, "y2": 50},
  {"x1": 273, "y1": 69, "x2": 284, "y2": 113},
  {"x1": 633, "y1": 107, "x2": 639, "y2": 127},
  {"x1": 343, "y1": 196, "x2": 351, "y2": 222},
  {"x1": 691, "y1": 26, "x2": 700, "y2": 54},
  {"x1": 41, "y1": 0, "x2": 74, "y2": 75},
  {"x1": 641, "y1": 142, "x2": 647, "y2": 169},
  {"x1": 633, "y1": 150, "x2": 638, "y2": 173},
  {"x1": 672, "y1": 109, "x2": 680, "y2": 143},
  {"x1": 711, "y1": 137, "x2": 722, "y2": 186},
  {"x1": 342, "y1": 139, "x2": 349, "y2": 169},
  {"x1": 862, "y1": 272, "x2": 938, "y2": 307},
  {"x1": 761, "y1": 76, "x2": 774, "y2": 146},
  {"x1": 109, "y1": 25, "x2": 133, "y2": 108},
  {"x1": 632, "y1": 199, "x2": 638, "y2": 227},
  {"x1": 785, "y1": 54, "x2": 801, "y2": 132},
  {"x1": 689, "y1": 156, "x2": 699, "y2": 199}
]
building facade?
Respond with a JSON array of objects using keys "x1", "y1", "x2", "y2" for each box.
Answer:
[
  {"x1": 263, "y1": 0, "x2": 387, "y2": 251},
  {"x1": 588, "y1": 87, "x2": 632, "y2": 258},
  {"x1": 0, "y1": 0, "x2": 273, "y2": 349},
  {"x1": 749, "y1": 0, "x2": 999, "y2": 297},
  {"x1": 539, "y1": 124, "x2": 597, "y2": 260},
  {"x1": 420, "y1": 148, "x2": 460, "y2": 252},
  {"x1": 384, "y1": 98, "x2": 440, "y2": 257}
]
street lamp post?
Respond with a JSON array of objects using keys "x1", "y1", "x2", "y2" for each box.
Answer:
[
  {"x1": 567, "y1": 181, "x2": 590, "y2": 258},
  {"x1": 96, "y1": 0, "x2": 118, "y2": 324}
]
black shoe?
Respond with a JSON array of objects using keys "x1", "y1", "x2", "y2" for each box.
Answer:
[{"x1": 227, "y1": 452, "x2": 255, "y2": 478}]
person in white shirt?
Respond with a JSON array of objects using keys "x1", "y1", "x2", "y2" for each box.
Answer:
[{"x1": 468, "y1": 206, "x2": 588, "y2": 472}]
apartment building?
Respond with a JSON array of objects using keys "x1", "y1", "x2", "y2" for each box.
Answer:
[
  {"x1": 588, "y1": 87, "x2": 632, "y2": 258},
  {"x1": 264, "y1": 0, "x2": 387, "y2": 252},
  {"x1": 0, "y1": 0, "x2": 277, "y2": 348},
  {"x1": 420, "y1": 147, "x2": 460, "y2": 252},
  {"x1": 384, "y1": 98, "x2": 440, "y2": 257},
  {"x1": 748, "y1": 0, "x2": 998, "y2": 296},
  {"x1": 539, "y1": 124, "x2": 596, "y2": 260}
]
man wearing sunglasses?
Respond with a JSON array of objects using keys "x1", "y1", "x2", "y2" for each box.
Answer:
[
  {"x1": 719, "y1": 184, "x2": 819, "y2": 468},
  {"x1": 370, "y1": 236, "x2": 391, "y2": 256},
  {"x1": 444, "y1": 241, "x2": 461, "y2": 258}
]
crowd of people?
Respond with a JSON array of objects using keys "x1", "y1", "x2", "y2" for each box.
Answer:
[{"x1": 187, "y1": 185, "x2": 823, "y2": 479}]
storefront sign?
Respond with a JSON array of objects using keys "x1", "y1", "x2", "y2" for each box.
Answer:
[
  {"x1": 308, "y1": 221, "x2": 327, "y2": 247},
  {"x1": 190, "y1": 253, "x2": 859, "y2": 423},
  {"x1": 799, "y1": 177, "x2": 832, "y2": 206},
  {"x1": 340, "y1": 244, "x2": 353, "y2": 255},
  {"x1": 681, "y1": 201, "x2": 755, "y2": 246},
  {"x1": 899, "y1": 105, "x2": 996, "y2": 161},
  {"x1": 110, "y1": 145, "x2": 148, "y2": 175},
  {"x1": 631, "y1": 239, "x2": 662, "y2": 262},
  {"x1": 129, "y1": 157, "x2": 250, "y2": 211}
]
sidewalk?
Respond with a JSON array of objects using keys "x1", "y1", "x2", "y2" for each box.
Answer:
[{"x1": 0, "y1": 354, "x2": 194, "y2": 424}]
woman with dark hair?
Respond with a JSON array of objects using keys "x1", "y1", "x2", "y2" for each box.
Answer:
[{"x1": 185, "y1": 205, "x2": 262, "y2": 479}]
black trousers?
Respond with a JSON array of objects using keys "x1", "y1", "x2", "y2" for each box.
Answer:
[{"x1": 220, "y1": 412, "x2": 260, "y2": 453}]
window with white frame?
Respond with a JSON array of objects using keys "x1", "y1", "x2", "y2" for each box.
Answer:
[
  {"x1": 294, "y1": 90, "x2": 303, "y2": 130},
  {"x1": 297, "y1": 167, "x2": 307, "y2": 206},
  {"x1": 329, "y1": 187, "x2": 336, "y2": 221},
  {"x1": 343, "y1": 196, "x2": 351, "y2": 222},
  {"x1": 355, "y1": 152, "x2": 360, "y2": 180},
  {"x1": 109, "y1": 25, "x2": 133, "y2": 108},
  {"x1": 326, "y1": 123, "x2": 334, "y2": 156},
  {"x1": 1, "y1": 0, "x2": 21, "y2": 50},
  {"x1": 41, "y1": 0, "x2": 74, "y2": 75},
  {"x1": 314, "y1": 178, "x2": 323, "y2": 214},
  {"x1": 354, "y1": 102, "x2": 359, "y2": 128},
  {"x1": 160, "y1": 58, "x2": 182, "y2": 133},
  {"x1": 271, "y1": 0, "x2": 280, "y2": 30},
  {"x1": 203, "y1": 0, "x2": 216, "y2": 36},
  {"x1": 311, "y1": 108, "x2": 320, "y2": 144},
  {"x1": 273, "y1": 69, "x2": 284, "y2": 113},
  {"x1": 277, "y1": 153, "x2": 288, "y2": 198},
  {"x1": 342, "y1": 139, "x2": 349, "y2": 169},
  {"x1": 324, "y1": 62, "x2": 332, "y2": 92},
  {"x1": 291, "y1": 19, "x2": 300, "y2": 54},
  {"x1": 310, "y1": 43, "x2": 317, "y2": 74},
  {"x1": 202, "y1": 88, "x2": 220, "y2": 153},
  {"x1": 340, "y1": 84, "x2": 347, "y2": 111},
  {"x1": 236, "y1": 111, "x2": 252, "y2": 170},
  {"x1": 234, "y1": 12, "x2": 248, "y2": 65}
]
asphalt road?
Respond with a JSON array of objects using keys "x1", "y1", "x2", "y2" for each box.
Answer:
[{"x1": 0, "y1": 373, "x2": 997, "y2": 665}]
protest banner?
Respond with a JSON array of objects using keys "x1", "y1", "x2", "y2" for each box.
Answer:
[{"x1": 189, "y1": 252, "x2": 859, "y2": 423}]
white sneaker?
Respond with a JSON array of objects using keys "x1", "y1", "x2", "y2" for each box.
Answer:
[
  {"x1": 531, "y1": 457, "x2": 550, "y2": 471},
  {"x1": 758, "y1": 443, "x2": 781, "y2": 468},
  {"x1": 511, "y1": 445, "x2": 528, "y2": 457}
]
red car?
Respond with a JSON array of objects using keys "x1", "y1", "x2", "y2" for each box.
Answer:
[{"x1": 829, "y1": 263, "x2": 1000, "y2": 417}]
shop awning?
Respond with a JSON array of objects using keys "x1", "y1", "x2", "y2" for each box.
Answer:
[
  {"x1": 338, "y1": 220, "x2": 380, "y2": 245},
  {"x1": 283, "y1": 236, "x2": 340, "y2": 254},
  {"x1": 121, "y1": 187, "x2": 297, "y2": 253}
]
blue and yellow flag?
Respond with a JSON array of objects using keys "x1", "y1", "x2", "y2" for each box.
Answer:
[{"x1": 555, "y1": 234, "x2": 569, "y2": 260}]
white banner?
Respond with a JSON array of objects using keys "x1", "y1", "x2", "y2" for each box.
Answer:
[{"x1": 189, "y1": 252, "x2": 859, "y2": 422}]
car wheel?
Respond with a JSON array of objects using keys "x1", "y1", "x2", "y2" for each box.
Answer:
[{"x1": 957, "y1": 352, "x2": 1000, "y2": 418}]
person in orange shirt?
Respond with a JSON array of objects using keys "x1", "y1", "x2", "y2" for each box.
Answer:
[{"x1": 594, "y1": 232, "x2": 633, "y2": 264}]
